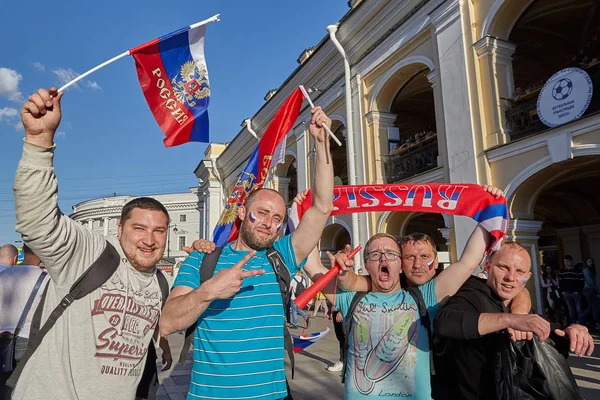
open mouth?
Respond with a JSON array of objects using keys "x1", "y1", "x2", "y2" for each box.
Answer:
[
  {"x1": 379, "y1": 265, "x2": 390, "y2": 281},
  {"x1": 501, "y1": 283, "x2": 515, "y2": 290}
]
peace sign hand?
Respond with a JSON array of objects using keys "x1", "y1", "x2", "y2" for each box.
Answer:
[{"x1": 204, "y1": 250, "x2": 265, "y2": 300}]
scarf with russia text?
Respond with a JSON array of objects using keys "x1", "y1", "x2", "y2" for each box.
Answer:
[{"x1": 288, "y1": 183, "x2": 508, "y2": 250}]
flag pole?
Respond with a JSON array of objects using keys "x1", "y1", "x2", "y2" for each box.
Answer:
[
  {"x1": 57, "y1": 14, "x2": 221, "y2": 93},
  {"x1": 58, "y1": 51, "x2": 130, "y2": 93},
  {"x1": 298, "y1": 85, "x2": 343, "y2": 146}
]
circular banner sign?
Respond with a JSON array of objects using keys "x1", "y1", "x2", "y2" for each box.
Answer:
[{"x1": 536, "y1": 67, "x2": 593, "y2": 128}]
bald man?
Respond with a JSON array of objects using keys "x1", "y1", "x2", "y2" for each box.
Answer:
[
  {"x1": 434, "y1": 241, "x2": 594, "y2": 399},
  {"x1": 0, "y1": 244, "x2": 18, "y2": 273}
]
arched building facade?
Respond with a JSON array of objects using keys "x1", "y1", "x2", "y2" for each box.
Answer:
[{"x1": 194, "y1": 0, "x2": 600, "y2": 312}]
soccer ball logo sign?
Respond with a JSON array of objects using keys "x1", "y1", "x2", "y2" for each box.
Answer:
[
  {"x1": 537, "y1": 67, "x2": 593, "y2": 128},
  {"x1": 552, "y1": 78, "x2": 573, "y2": 101}
]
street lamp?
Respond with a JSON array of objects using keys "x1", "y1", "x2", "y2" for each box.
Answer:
[{"x1": 167, "y1": 224, "x2": 178, "y2": 258}]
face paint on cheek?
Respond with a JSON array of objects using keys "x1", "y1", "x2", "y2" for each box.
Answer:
[
  {"x1": 427, "y1": 259, "x2": 435, "y2": 270},
  {"x1": 519, "y1": 278, "x2": 529, "y2": 286},
  {"x1": 276, "y1": 223, "x2": 282, "y2": 231},
  {"x1": 248, "y1": 212, "x2": 257, "y2": 223}
]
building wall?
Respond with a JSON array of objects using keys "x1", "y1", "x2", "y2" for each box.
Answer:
[
  {"x1": 70, "y1": 189, "x2": 200, "y2": 263},
  {"x1": 194, "y1": 0, "x2": 600, "y2": 311}
]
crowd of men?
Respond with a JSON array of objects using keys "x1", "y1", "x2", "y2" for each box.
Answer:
[{"x1": 0, "y1": 87, "x2": 595, "y2": 400}]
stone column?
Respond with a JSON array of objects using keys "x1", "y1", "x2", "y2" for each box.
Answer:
[
  {"x1": 438, "y1": 227, "x2": 455, "y2": 264},
  {"x1": 87, "y1": 219, "x2": 94, "y2": 229},
  {"x1": 272, "y1": 176, "x2": 291, "y2": 204},
  {"x1": 103, "y1": 217, "x2": 110, "y2": 237},
  {"x1": 507, "y1": 219, "x2": 544, "y2": 315},
  {"x1": 426, "y1": 70, "x2": 448, "y2": 174},
  {"x1": 200, "y1": 176, "x2": 224, "y2": 241},
  {"x1": 431, "y1": 0, "x2": 480, "y2": 255},
  {"x1": 294, "y1": 126, "x2": 309, "y2": 193},
  {"x1": 474, "y1": 36, "x2": 516, "y2": 148},
  {"x1": 364, "y1": 111, "x2": 397, "y2": 184}
]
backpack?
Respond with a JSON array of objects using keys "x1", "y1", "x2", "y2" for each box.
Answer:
[
  {"x1": 340, "y1": 286, "x2": 433, "y2": 384},
  {"x1": 293, "y1": 277, "x2": 306, "y2": 297},
  {"x1": 184, "y1": 246, "x2": 297, "y2": 378},
  {"x1": 6, "y1": 241, "x2": 170, "y2": 400}
]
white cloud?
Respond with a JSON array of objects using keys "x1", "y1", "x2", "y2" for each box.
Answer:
[
  {"x1": 32, "y1": 62, "x2": 45, "y2": 72},
  {"x1": 87, "y1": 81, "x2": 102, "y2": 90},
  {"x1": 0, "y1": 107, "x2": 18, "y2": 121},
  {"x1": 56, "y1": 131, "x2": 66, "y2": 138},
  {"x1": 53, "y1": 68, "x2": 101, "y2": 91},
  {"x1": 0, "y1": 68, "x2": 23, "y2": 101},
  {"x1": 14, "y1": 121, "x2": 23, "y2": 131},
  {"x1": 53, "y1": 68, "x2": 79, "y2": 87}
]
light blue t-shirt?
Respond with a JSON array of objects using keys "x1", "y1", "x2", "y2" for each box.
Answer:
[
  {"x1": 336, "y1": 280, "x2": 439, "y2": 400},
  {"x1": 173, "y1": 235, "x2": 305, "y2": 400}
]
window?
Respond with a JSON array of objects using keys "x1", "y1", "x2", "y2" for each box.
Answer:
[
  {"x1": 99, "y1": 219, "x2": 104, "y2": 227},
  {"x1": 178, "y1": 236, "x2": 186, "y2": 249},
  {"x1": 179, "y1": 214, "x2": 187, "y2": 222}
]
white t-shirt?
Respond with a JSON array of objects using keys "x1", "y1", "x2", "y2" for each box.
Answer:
[
  {"x1": 0, "y1": 264, "x2": 48, "y2": 339},
  {"x1": 289, "y1": 275, "x2": 304, "y2": 300}
]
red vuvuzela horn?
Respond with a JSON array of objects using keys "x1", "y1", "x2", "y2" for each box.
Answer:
[{"x1": 294, "y1": 246, "x2": 361, "y2": 309}]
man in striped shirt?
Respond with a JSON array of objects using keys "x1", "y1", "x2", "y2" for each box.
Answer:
[{"x1": 159, "y1": 106, "x2": 334, "y2": 400}]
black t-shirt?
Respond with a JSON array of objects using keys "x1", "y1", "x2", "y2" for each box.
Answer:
[{"x1": 432, "y1": 277, "x2": 508, "y2": 400}]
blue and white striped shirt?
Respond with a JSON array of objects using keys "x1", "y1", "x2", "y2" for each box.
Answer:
[{"x1": 173, "y1": 235, "x2": 305, "y2": 400}]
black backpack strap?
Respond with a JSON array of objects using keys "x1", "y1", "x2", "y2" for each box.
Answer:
[
  {"x1": 406, "y1": 286, "x2": 436, "y2": 378},
  {"x1": 200, "y1": 248, "x2": 224, "y2": 284},
  {"x1": 265, "y1": 247, "x2": 294, "y2": 379},
  {"x1": 341, "y1": 291, "x2": 368, "y2": 383},
  {"x1": 184, "y1": 247, "x2": 224, "y2": 340},
  {"x1": 405, "y1": 287, "x2": 431, "y2": 337},
  {"x1": 155, "y1": 269, "x2": 169, "y2": 308},
  {"x1": 7, "y1": 241, "x2": 120, "y2": 389}
]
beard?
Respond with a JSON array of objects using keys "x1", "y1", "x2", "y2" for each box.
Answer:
[{"x1": 239, "y1": 220, "x2": 278, "y2": 250}]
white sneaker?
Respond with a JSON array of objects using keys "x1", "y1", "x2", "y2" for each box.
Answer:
[{"x1": 327, "y1": 360, "x2": 344, "y2": 372}]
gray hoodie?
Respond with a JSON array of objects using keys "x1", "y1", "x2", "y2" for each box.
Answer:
[{"x1": 12, "y1": 142, "x2": 162, "y2": 400}]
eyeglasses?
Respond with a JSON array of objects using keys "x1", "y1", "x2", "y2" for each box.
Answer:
[{"x1": 366, "y1": 251, "x2": 400, "y2": 262}]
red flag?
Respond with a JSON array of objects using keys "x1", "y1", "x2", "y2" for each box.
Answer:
[{"x1": 212, "y1": 87, "x2": 305, "y2": 245}]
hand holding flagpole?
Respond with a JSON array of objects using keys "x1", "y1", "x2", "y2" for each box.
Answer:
[
  {"x1": 294, "y1": 245, "x2": 361, "y2": 309},
  {"x1": 299, "y1": 85, "x2": 343, "y2": 146}
]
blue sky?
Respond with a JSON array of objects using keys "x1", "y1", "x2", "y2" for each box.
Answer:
[{"x1": 0, "y1": 0, "x2": 350, "y2": 245}]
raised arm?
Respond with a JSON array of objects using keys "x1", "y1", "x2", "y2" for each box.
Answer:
[
  {"x1": 434, "y1": 185, "x2": 502, "y2": 302},
  {"x1": 291, "y1": 107, "x2": 334, "y2": 263},
  {"x1": 434, "y1": 224, "x2": 492, "y2": 303},
  {"x1": 15, "y1": 88, "x2": 105, "y2": 285}
]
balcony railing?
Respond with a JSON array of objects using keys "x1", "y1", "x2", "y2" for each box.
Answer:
[
  {"x1": 506, "y1": 65, "x2": 600, "y2": 141},
  {"x1": 383, "y1": 138, "x2": 439, "y2": 183}
]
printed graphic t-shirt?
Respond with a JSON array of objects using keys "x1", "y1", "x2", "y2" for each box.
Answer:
[
  {"x1": 336, "y1": 280, "x2": 439, "y2": 400},
  {"x1": 173, "y1": 234, "x2": 305, "y2": 400}
]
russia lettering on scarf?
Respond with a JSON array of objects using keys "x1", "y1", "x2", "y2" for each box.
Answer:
[
  {"x1": 130, "y1": 16, "x2": 218, "y2": 147},
  {"x1": 212, "y1": 87, "x2": 305, "y2": 246},
  {"x1": 289, "y1": 183, "x2": 508, "y2": 250}
]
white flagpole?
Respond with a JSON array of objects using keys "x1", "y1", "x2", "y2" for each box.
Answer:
[
  {"x1": 57, "y1": 14, "x2": 221, "y2": 93},
  {"x1": 298, "y1": 85, "x2": 342, "y2": 146},
  {"x1": 58, "y1": 51, "x2": 130, "y2": 93}
]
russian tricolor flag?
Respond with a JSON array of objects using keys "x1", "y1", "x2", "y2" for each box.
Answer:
[
  {"x1": 130, "y1": 15, "x2": 219, "y2": 147},
  {"x1": 292, "y1": 328, "x2": 330, "y2": 353}
]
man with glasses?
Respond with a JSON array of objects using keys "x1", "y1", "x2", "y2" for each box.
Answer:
[{"x1": 313, "y1": 186, "x2": 504, "y2": 399}]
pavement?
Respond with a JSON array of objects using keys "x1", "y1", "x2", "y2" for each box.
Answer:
[{"x1": 155, "y1": 316, "x2": 600, "y2": 400}]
